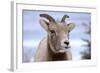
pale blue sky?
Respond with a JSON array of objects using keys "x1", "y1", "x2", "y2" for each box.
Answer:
[{"x1": 22, "y1": 10, "x2": 91, "y2": 63}]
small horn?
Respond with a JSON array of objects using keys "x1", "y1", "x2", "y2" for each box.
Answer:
[
  {"x1": 61, "y1": 15, "x2": 69, "y2": 22},
  {"x1": 40, "y1": 14, "x2": 56, "y2": 23}
]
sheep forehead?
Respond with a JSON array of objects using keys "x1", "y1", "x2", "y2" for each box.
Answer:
[
  {"x1": 56, "y1": 22, "x2": 67, "y2": 31},
  {"x1": 56, "y1": 23, "x2": 69, "y2": 38}
]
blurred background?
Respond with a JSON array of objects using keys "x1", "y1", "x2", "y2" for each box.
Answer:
[{"x1": 22, "y1": 10, "x2": 91, "y2": 63}]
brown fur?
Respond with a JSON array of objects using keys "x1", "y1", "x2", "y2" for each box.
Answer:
[{"x1": 34, "y1": 14, "x2": 75, "y2": 62}]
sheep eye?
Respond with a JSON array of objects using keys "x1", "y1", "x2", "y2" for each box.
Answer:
[{"x1": 50, "y1": 30, "x2": 55, "y2": 33}]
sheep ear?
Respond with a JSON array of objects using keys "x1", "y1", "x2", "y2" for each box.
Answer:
[
  {"x1": 67, "y1": 23, "x2": 75, "y2": 32},
  {"x1": 39, "y1": 19, "x2": 49, "y2": 32}
]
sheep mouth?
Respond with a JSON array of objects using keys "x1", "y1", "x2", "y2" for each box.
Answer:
[
  {"x1": 60, "y1": 46, "x2": 70, "y2": 49},
  {"x1": 55, "y1": 46, "x2": 71, "y2": 53},
  {"x1": 65, "y1": 46, "x2": 70, "y2": 49}
]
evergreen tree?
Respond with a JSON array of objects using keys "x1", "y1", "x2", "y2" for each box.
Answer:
[{"x1": 81, "y1": 22, "x2": 91, "y2": 59}]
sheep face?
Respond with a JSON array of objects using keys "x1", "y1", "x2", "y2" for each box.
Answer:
[{"x1": 39, "y1": 14, "x2": 75, "y2": 54}]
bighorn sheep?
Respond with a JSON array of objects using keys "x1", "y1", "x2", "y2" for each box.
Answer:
[{"x1": 34, "y1": 14, "x2": 75, "y2": 62}]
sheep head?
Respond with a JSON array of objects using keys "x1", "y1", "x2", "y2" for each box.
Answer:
[{"x1": 39, "y1": 14, "x2": 75, "y2": 54}]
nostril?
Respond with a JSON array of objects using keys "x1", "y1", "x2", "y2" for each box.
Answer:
[{"x1": 64, "y1": 41, "x2": 69, "y2": 45}]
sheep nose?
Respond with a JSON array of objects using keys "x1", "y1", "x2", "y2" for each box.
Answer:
[{"x1": 64, "y1": 41, "x2": 69, "y2": 45}]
